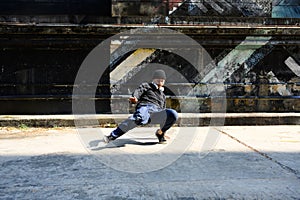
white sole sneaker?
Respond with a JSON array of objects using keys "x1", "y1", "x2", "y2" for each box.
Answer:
[{"x1": 103, "y1": 135, "x2": 115, "y2": 143}]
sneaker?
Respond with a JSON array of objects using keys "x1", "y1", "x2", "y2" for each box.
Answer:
[
  {"x1": 103, "y1": 135, "x2": 115, "y2": 143},
  {"x1": 155, "y1": 129, "x2": 167, "y2": 144}
]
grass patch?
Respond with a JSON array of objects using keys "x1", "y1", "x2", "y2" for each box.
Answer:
[{"x1": 18, "y1": 123, "x2": 29, "y2": 130}]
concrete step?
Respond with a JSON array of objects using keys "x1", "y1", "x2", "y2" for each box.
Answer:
[{"x1": 0, "y1": 113, "x2": 299, "y2": 127}]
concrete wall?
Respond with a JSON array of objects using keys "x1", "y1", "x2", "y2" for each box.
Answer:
[
  {"x1": 172, "y1": 0, "x2": 272, "y2": 17},
  {"x1": 272, "y1": 0, "x2": 300, "y2": 18},
  {"x1": 112, "y1": 0, "x2": 167, "y2": 17},
  {"x1": 0, "y1": 0, "x2": 111, "y2": 15},
  {"x1": 0, "y1": 25, "x2": 299, "y2": 114},
  {"x1": 0, "y1": 1, "x2": 300, "y2": 114},
  {"x1": 1, "y1": 1, "x2": 299, "y2": 24}
]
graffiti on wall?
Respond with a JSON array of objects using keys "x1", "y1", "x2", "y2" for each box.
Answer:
[
  {"x1": 272, "y1": 0, "x2": 300, "y2": 18},
  {"x1": 110, "y1": 34, "x2": 300, "y2": 112}
]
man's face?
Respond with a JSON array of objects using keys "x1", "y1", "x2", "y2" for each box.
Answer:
[{"x1": 153, "y1": 78, "x2": 165, "y2": 87}]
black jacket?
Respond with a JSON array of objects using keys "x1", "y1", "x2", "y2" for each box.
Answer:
[{"x1": 132, "y1": 82, "x2": 166, "y2": 109}]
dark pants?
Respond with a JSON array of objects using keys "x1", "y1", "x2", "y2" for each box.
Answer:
[{"x1": 110, "y1": 104, "x2": 178, "y2": 139}]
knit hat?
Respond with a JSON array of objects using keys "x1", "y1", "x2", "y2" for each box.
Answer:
[{"x1": 152, "y1": 69, "x2": 166, "y2": 80}]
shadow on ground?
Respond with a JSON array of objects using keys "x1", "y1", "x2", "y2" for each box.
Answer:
[{"x1": 1, "y1": 150, "x2": 300, "y2": 199}]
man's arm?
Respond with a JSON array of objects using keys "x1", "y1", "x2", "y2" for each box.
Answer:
[
  {"x1": 129, "y1": 96, "x2": 138, "y2": 104},
  {"x1": 130, "y1": 83, "x2": 150, "y2": 103}
]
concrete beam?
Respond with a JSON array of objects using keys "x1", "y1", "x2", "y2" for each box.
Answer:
[
  {"x1": 202, "y1": 36, "x2": 272, "y2": 83},
  {"x1": 1, "y1": 113, "x2": 300, "y2": 127},
  {"x1": 110, "y1": 48, "x2": 156, "y2": 84},
  {"x1": 285, "y1": 56, "x2": 300, "y2": 77}
]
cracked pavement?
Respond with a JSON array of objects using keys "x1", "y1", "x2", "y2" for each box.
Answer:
[{"x1": 0, "y1": 126, "x2": 300, "y2": 199}]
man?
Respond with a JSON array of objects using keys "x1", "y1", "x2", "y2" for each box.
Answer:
[{"x1": 104, "y1": 69, "x2": 178, "y2": 144}]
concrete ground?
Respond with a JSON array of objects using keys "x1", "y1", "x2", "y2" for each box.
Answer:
[{"x1": 0, "y1": 125, "x2": 300, "y2": 199}]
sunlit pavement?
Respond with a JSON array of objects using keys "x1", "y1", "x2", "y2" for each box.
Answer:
[{"x1": 0, "y1": 125, "x2": 300, "y2": 199}]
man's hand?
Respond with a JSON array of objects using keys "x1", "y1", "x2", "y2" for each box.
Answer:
[{"x1": 129, "y1": 97, "x2": 138, "y2": 104}]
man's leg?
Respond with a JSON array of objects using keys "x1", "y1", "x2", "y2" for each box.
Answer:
[
  {"x1": 104, "y1": 118, "x2": 138, "y2": 143},
  {"x1": 150, "y1": 109, "x2": 178, "y2": 143},
  {"x1": 104, "y1": 106, "x2": 151, "y2": 143},
  {"x1": 151, "y1": 109, "x2": 178, "y2": 132},
  {"x1": 161, "y1": 109, "x2": 178, "y2": 132}
]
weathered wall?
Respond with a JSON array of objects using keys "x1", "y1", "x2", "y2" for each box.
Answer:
[
  {"x1": 112, "y1": 0, "x2": 274, "y2": 17},
  {"x1": 0, "y1": 0, "x2": 111, "y2": 15},
  {"x1": 112, "y1": 0, "x2": 167, "y2": 17},
  {"x1": 0, "y1": 24, "x2": 300, "y2": 114},
  {"x1": 0, "y1": 0, "x2": 300, "y2": 114},
  {"x1": 172, "y1": 0, "x2": 272, "y2": 17},
  {"x1": 1, "y1": 0, "x2": 299, "y2": 24},
  {"x1": 272, "y1": 0, "x2": 300, "y2": 18}
]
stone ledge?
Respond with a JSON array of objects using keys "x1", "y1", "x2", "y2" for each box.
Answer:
[
  {"x1": 0, "y1": 113, "x2": 299, "y2": 127},
  {"x1": 1, "y1": 23, "x2": 300, "y2": 37}
]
